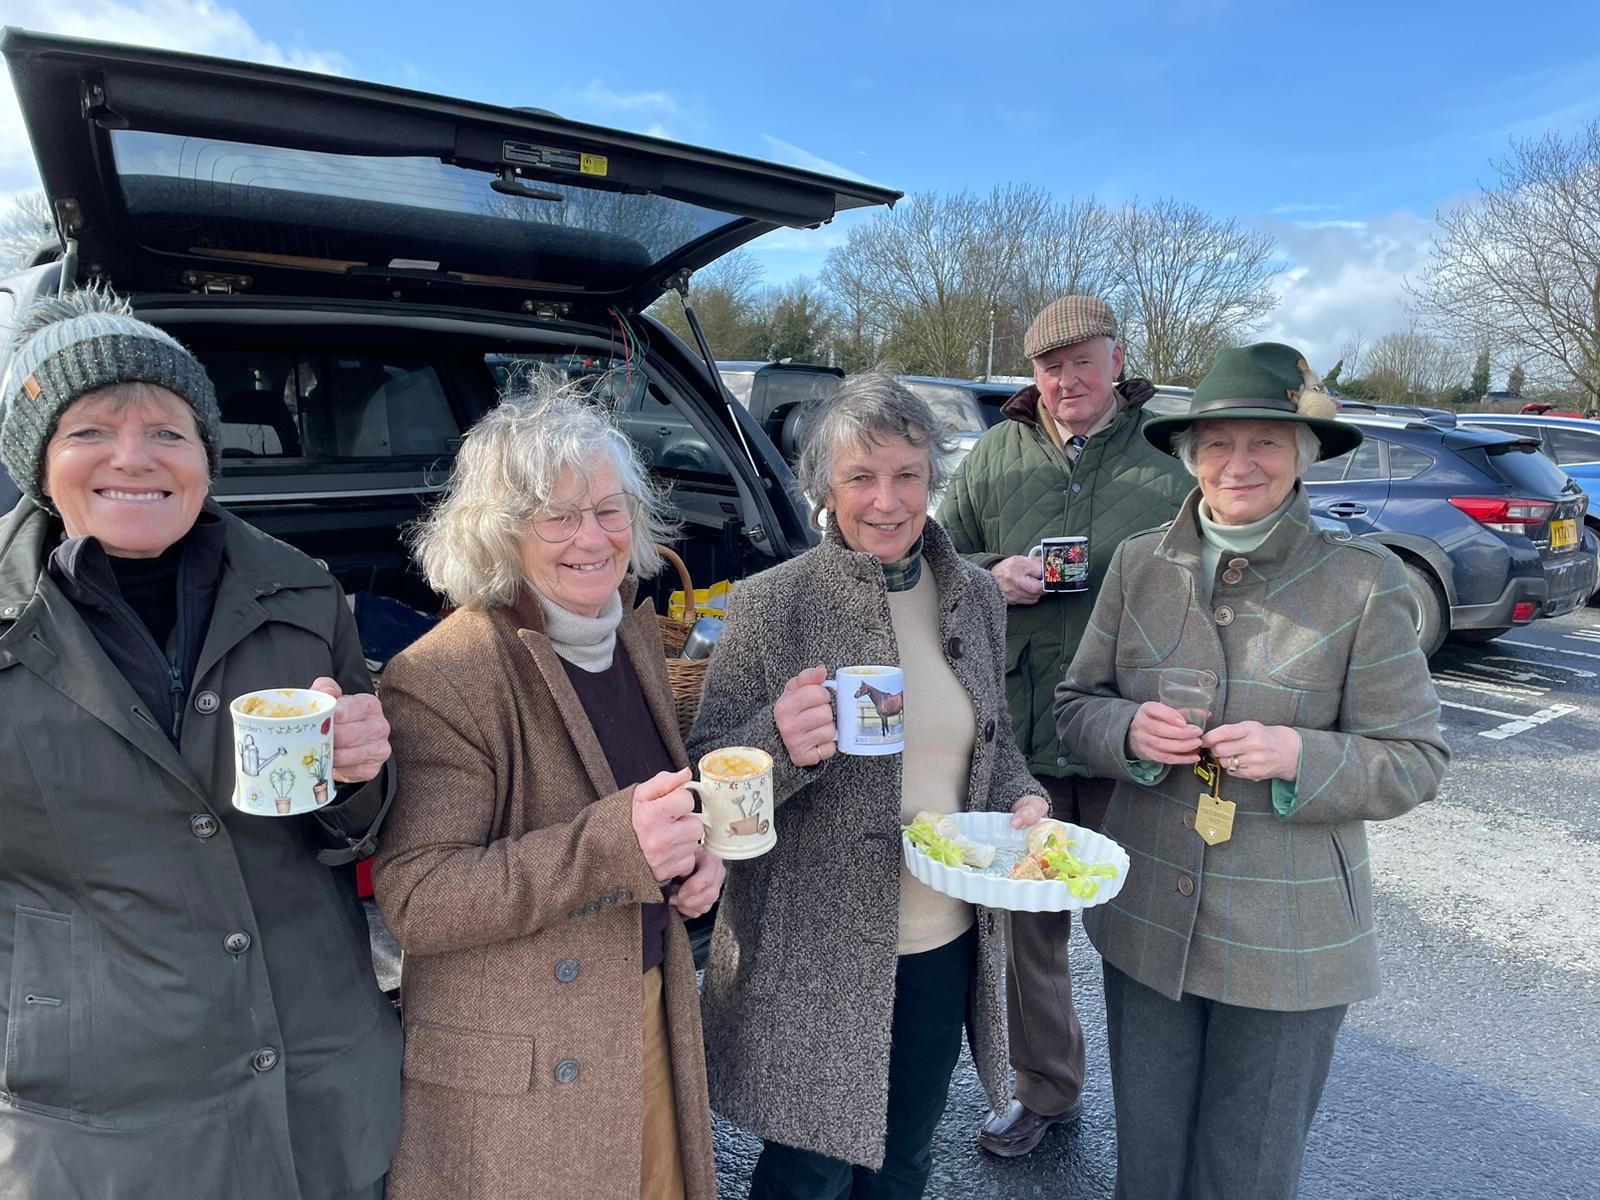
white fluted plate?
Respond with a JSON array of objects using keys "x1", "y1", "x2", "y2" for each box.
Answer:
[{"x1": 902, "y1": 811, "x2": 1130, "y2": 913}]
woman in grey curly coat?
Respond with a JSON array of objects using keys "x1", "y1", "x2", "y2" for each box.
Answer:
[{"x1": 687, "y1": 373, "x2": 1048, "y2": 1199}]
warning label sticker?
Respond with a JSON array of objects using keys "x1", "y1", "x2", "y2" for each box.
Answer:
[{"x1": 502, "y1": 142, "x2": 608, "y2": 177}]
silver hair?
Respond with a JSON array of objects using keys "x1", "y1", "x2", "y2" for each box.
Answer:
[
  {"x1": 409, "y1": 383, "x2": 678, "y2": 609},
  {"x1": 793, "y1": 372, "x2": 958, "y2": 531},
  {"x1": 1170, "y1": 420, "x2": 1322, "y2": 477}
]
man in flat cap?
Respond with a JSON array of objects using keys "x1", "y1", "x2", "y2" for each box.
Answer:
[{"x1": 937, "y1": 294, "x2": 1190, "y2": 1157}]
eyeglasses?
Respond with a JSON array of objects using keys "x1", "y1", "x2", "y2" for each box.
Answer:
[{"x1": 529, "y1": 493, "x2": 640, "y2": 543}]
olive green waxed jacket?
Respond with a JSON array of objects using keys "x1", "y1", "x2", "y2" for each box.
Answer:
[{"x1": 937, "y1": 382, "x2": 1191, "y2": 778}]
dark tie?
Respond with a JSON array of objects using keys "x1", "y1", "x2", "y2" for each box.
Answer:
[{"x1": 1065, "y1": 434, "x2": 1087, "y2": 469}]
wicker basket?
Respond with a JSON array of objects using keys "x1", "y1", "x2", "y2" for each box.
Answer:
[{"x1": 655, "y1": 545, "x2": 709, "y2": 735}]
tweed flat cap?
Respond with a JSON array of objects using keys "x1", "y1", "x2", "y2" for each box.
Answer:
[
  {"x1": 1023, "y1": 295, "x2": 1119, "y2": 360},
  {"x1": 0, "y1": 286, "x2": 220, "y2": 504}
]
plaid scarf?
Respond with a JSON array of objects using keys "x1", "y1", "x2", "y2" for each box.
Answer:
[{"x1": 881, "y1": 535, "x2": 924, "y2": 592}]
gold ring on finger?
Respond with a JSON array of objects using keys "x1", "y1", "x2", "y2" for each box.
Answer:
[{"x1": 1229, "y1": 755, "x2": 1240, "y2": 771}]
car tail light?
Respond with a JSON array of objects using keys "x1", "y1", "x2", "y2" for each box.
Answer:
[
  {"x1": 1448, "y1": 496, "x2": 1555, "y2": 533},
  {"x1": 1512, "y1": 602, "x2": 1537, "y2": 622}
]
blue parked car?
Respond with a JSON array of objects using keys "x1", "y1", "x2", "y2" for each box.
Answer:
[
  {"x1": 1303, "y1": 416, "x2": 1598, "y2": 655},
  {"x1": 1456, "y1": 413, "x2": 1600, "y2": 507}
]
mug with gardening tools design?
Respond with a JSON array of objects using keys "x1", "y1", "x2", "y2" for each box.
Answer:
[{"x1": 230, "y1": 688, "x2": 338, "y2": 816}]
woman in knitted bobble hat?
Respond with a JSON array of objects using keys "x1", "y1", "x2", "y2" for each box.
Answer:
[{"x1": 0, "y1": 286, "x2": 402, "y2": 1199}]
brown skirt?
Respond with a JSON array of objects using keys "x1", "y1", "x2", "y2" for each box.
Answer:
[{"x1": 641, "y1": 966, "x2": 685, "y2": 1200}]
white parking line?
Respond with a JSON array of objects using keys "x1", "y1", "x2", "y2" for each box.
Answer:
[
  {"x1": 1438, "y1": 699, "x2": 1523, "y2": 720},
  {"x1": 1498, "y1": 638, "x2": 1600, "y2": 662},
  {"x1": 1479, "y1": 702, "x2": 1579, "y2": 740}
]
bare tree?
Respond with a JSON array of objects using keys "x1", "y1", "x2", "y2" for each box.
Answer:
[
  {"x1": 1411, "y1": 117, "x2": 1600, "y2": 407},
  {"x1": 1363, "y1": 327, "x2": 1464, "y2": 404},
  {"x1": 997, "y1": 197, "x2": 1117, "y2": 372},
  {"x1": 821, "y1": 185, "x2": 1054, "y2": 377},
  {"x1": 647, "y1": 251, "x2": 769, "y2": 360},
  {"x1": 1111, "y1": 198, "x2": 1280, "y2": 385},
  {"x1": 0, "y1": 191, "x2": 56, "y2": 272}
]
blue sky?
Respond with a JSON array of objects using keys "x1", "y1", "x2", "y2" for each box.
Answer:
[{"x1": 5, "y1": 0, "x2": 1600, "y2": 373}]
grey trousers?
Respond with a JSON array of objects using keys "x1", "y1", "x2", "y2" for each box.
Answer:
[
  {"x1": 1102, "y1": 963, "x2": 1347, "y2": 1200},
  {"x1": 1003, "y1": 774, "x2": 1112, "y2": 1115}
]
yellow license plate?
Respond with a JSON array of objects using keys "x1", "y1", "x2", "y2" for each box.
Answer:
[{"x1": 1552, "y1": 518, "x2": 1577, "y2": 551}]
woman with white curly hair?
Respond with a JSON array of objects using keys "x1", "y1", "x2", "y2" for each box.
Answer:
[{"x1": 372, "y1": 385, "x2": 722, "y2": 1200}]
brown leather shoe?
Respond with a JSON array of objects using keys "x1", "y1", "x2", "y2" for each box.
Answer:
[{"x1": 977, "y1": 1097, "x2": 1084, "y2": 1157}]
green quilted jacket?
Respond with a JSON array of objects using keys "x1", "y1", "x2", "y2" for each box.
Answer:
[{"x1": 937, "y1": 380, "x2": 1191, "y2": 777}]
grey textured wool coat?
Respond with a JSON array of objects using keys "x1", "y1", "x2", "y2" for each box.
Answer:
[
  {"x1": 0, "y1": 499, "x2": 401, "y2": 1200},
  {"x1": 1056, "y1": 487, "x2": 1449, "y2": 1010},
  {"x1": 687, "y1": 519, "x2": 1040, "y2": 1169},
  {"x1": 372, "y1": 581, "x2": 717, "y2": 1200}
]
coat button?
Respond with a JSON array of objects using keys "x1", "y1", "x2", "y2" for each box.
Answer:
[
  {"x1": 554, "y1": 1058, "x2": 580, "y2": 1084},
  {"x1": 600, "y1": 893, "x2": 616, "y2": 907},
  {"x1": 554, "y1": 959, "x2": 580, "y2": 983},
  {"x1": 190, "y1": 813, "x2": 219, "y2": 839},
  {"x1": 1177, "y1": 874, "x2": 1195, "y2": 897},
  {"x1": 1182, "y1": 812, "x2": 1196, "y2": 830},
  {"x1": 1214, "y1": 606, "x2": 1235, "y2": 627},
  {"x1": 2, "y1": 604, "x2": 20, "y2": 618},
  {"x1": 1227, "y1": 557, "x2": 1248, "y2": 570},
  {"x1": 1056, "y1": 756, "x2": 1068, "y2": 767},
  {"x1": 1071, "y1": 482, "x2": 1082, "y2": 494},
  {"x1": 983, "y1": 718, "x2": 996, "y2": 743},
  {"x1": 946, "y1": 636, "x2": 963, "y2": 660},
  {"x1": 568, "y1": 909, "x2": 583, "y2": 921},
  {"x1": 224, "y1": 931, "x2": 251, "y2": 955},
  {"x1": 584, "y1": 901, "x2": 601, "y2": 915},
  {"x1": 617, "y1": 888, "x2": 632, "y2": 902},
  {"x1": 251, "y1": 1047, "x2": 279, "y2": 1072},
  {"x1": 1221, "y1": 568, "x2": 1243, "y2": 585},
  {"x1": 194, "y1": 690, "x2": 220, "y2": 714}
]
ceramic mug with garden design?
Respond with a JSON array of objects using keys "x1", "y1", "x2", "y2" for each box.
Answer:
[{"x1": 230, "y1": 688, "x2": 338, "y2": 816}]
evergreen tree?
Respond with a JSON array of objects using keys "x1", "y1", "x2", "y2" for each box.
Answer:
[
  {"x1": 1469, "y1": 347, "x2": 1491, "y2": 399},
  {"x1": 1508, "y1": 361, "x2": 1527, "y2": 395}
]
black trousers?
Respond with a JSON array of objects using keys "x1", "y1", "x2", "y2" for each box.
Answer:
[
  {"x1": 748, "y1": 927, "x2": 976, "y2": 1200},
  {"x1": 1003, "y1": 774, "x2": 1113, "y2": 1115},
  {"x1": 1103, "y1": 962, "x2": 1347, "y2": 1200}
]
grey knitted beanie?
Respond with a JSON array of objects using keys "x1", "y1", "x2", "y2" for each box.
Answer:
[{"x1": 0, "y1": 286, "x2": 221, "y2": 504}]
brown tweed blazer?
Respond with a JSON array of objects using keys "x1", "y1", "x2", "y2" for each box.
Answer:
[
  {"x1": 372, "y1": 579, "x2": 716, "y2": 1200},
  {"x1": 1056, "y1": 487, "x2": 1449, "y2": 1011}
]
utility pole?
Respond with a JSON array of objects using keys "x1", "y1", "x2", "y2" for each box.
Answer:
[{"x1": 985, "y1": 305, "x2": 996, "y2": 381}]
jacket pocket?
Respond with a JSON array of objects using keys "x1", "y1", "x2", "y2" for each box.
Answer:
[
  {"x1": 403, "y1": 1020, "x2": 536, "y2": 1095},
  {"x1": 1328, "y1": 829, "x2": 1361, "y2": 929},
  {"x1": 4, "y1": 908, "x2": 77, "y2": 1113}
]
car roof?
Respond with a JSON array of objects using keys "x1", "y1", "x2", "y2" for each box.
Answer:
[
  {"x1": 717, "y1": 360, "x2": 843, "y2": 376},
  {"x1": 2, "y1": 28, "x2": 900, "y2": 316},
  {"x1": 1341, "y1": 414, "x2": 1533, "y2": 451},
  {"x1": 897, "y1": 374, "x2": 1017, "y2": 396},
  {"x1": 1459, "y1": 413, "x2": 1600, "y2": 430}
]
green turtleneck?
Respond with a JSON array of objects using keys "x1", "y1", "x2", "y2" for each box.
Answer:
[{"x1": 1195, "y1": 492, "x2": 1297, "y2": 605}]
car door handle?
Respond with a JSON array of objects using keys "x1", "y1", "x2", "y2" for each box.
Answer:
[{"x1": 1327, "y1": 502, "x2": 1368, "y2": 517}]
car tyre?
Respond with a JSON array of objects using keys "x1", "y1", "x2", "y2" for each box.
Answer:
[
  {"x1": 1402, "y1": 562, "x2": 1447, "y2": 658},
  {"x1": 1449, "y1": 626, "x2": 1512, "y2": 644}
]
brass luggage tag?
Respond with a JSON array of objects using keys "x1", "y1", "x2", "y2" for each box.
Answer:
[{"x1": 1196, "y1": 755, "x2": 1235, "y2": 847}]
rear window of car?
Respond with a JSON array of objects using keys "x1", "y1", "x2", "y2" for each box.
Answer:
[
  {"x1": 204, "y1": 349, "x2": 459, "y2": 462},
  {"x1": 1304, "y1": 438, "x2": 1384, "y2": 482},
  {"x1": 1473, "y1": 440, "x2": 1576, "y2": 495},
  {"x1": 899, "y1": 381, "x2": 985, "y2": 431},
  {"x1": 761, "y1": 370, "x2": 841, "y2": 415},
  {"x1": 1545, "y1": 426, "x2": 1600, "y2": 465}
]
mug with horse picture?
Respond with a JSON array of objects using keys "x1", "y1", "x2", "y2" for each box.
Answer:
[{"x1": 823, "y1": 665, "x2": 905, "y2": 756}]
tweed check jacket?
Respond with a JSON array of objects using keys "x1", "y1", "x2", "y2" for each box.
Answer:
[{"x1": 1055, "y1": 487, "x2": 1449, "y2": 1011}]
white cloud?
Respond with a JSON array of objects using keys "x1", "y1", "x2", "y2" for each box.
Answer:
[
  {"x1": 570, "y1": 79, "x2": 678, "y2": 116},
  {"x1": 1, "y1": 1, "x2": 348, "y2": 188},
  {"x1": 1256, "y1": 207, "x2": 1443, "y2": 373}
]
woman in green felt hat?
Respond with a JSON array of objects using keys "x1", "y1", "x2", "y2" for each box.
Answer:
[{"x1": 1055, "y1": 342, "x2": 1449, "y2": 1200}]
